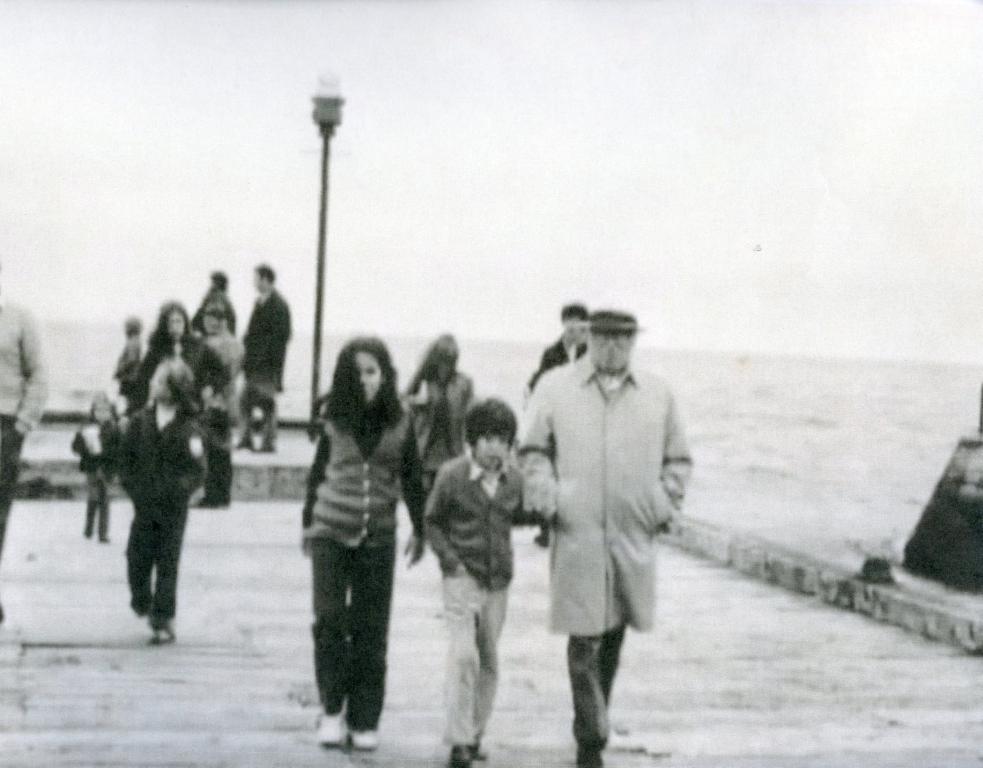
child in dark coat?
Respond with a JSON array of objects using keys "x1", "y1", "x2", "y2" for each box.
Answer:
[
  {"x1": 119, "y1": 358, "x2": 206, "y2": 645},
  {"x1": 71, "y1": 392, "x2": 121, "y2": 543},
  {"x1": 114, "y1": 316, "x2": 143, "y2": 416},
  {"x1": 425, "y1": 398, "x2": 544, "y2": 768},
  {"x1": 199, "y1": 304, "x2": 243, "y2": 507}
]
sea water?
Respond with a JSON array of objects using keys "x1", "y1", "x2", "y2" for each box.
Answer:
[{"x1": 44, "y1": 319, "x2": 983, "y2": 557}]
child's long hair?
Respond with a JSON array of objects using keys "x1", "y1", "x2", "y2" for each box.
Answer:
[
  {"x1": 323, "y1": 337, "x2": 402, "y2": 433},
  {"x1": 407, "y1": 333, "x2": 459, "y2": 394}
]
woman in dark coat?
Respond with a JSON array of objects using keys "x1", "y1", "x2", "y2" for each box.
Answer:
[
  {"x1": 302, "y1": 337, "x2": 426, "y2": 751},
  {"x1": 131, "y1": 301, "x2": 228, "y2": 412},
  {"x1": 405, "y1": 334, "x2": 474, "y2": 493}
]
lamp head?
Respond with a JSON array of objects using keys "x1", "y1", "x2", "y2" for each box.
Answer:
[{"x1": 312, "y1": 74, "x2": 344, "y2": 129}]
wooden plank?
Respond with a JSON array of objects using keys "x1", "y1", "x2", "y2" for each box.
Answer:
[{"x1": 4, "y1": 502, "x2": 983, "y2": 766}]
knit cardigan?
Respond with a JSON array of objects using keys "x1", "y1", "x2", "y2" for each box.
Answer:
[{"x1": 303, "y1": 413, "x2": 425, "y2": 547}]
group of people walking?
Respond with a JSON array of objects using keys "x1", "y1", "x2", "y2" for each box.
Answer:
[
  {"x1": 68, "y1": 264, "x2": 293, "y2": 642},
  {"x1": 0, "y1": 263, "x2": 692, "y2": 768},
  {"x1": 301, "y1": 303, "x2": 692, "y2": 768}
]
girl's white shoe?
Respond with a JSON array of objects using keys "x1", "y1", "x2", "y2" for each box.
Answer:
[
  {"x1": 350, "y1": 729, "x2": 379, "y2": 751},
  {"x1": 316, "y1": 713, "x2": 346, "y2": 748}
]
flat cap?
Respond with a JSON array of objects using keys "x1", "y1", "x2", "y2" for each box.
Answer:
[{"x1": 588, "y1": 309, "x2": 640, "y2": 335}]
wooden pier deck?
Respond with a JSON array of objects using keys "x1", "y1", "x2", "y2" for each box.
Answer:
[{"x1": 2, "y1": 501, "x2": 983, "y2": 767}]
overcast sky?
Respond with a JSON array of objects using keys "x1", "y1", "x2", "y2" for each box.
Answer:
[{"x1": 1, "y1": 0, "x2": 982, "y2": 363}]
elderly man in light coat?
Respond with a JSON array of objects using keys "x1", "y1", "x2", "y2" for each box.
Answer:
[{"x1": 520, "y1": 309, "x2": 691, "y2": 768}]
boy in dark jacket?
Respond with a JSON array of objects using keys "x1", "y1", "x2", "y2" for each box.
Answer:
[
  {"x1": 425, "y1": 398, "x2": 543, "y2": 768},
  {"x1": 71, "y1": 392, "x2": 121, "y2": 543},
  {"x1": 120, "y1": 359, "x2": 205, "y2": 645}
]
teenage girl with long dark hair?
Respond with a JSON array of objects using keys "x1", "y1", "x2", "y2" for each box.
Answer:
[{"x1": 302, "y1": 336, "x2": 426, "y2": 751}]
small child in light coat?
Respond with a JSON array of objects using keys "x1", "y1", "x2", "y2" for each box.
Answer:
[{"x1": 71, "y1": 392, "x2": 121, "y2": 543}]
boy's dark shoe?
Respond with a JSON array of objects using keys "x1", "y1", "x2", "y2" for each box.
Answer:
[
  {"x1": 99, "y1": 537, "x2": 110, "y2": 544},
  {"x1": 448, "y1": 745, "x2": 472, "y2": 768},
  {"x1": 576, "y1": 745, "x2": 604, "y2": 768}
]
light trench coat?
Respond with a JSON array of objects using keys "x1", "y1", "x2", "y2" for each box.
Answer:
[{"x1": 521, "y1": 357, "x2": 692, "y2": 636}]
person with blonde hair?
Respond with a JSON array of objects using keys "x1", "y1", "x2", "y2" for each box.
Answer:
[{"x1": 119, "y1": 359, "x2": 206, "y2": 645}]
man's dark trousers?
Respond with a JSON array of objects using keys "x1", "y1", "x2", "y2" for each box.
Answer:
[
  {"x1": 126, "y1": 502, "x2": 190, "y2": 627},
  {"x1": 567, "y1": 625, "x2": 627, "y2": 750},
  {"x1": 311, "y1": 537, "x2": 396, "y2": 732}
]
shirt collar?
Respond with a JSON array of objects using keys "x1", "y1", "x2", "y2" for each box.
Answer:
[
  {"x1": 576, "y1": 357, "x2": 638, "y2": 388},
  {"x1": 469, "y1": 458, "x2": 506, "y2": 483}
]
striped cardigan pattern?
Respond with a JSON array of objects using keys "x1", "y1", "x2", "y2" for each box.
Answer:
[{"x1": 310, "y1": 415, "x2": 411, "y2": 547}]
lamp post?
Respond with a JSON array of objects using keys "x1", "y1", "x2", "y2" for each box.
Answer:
[{"x1": 310, "y1": 76, "x2": 344, "y2": 438}]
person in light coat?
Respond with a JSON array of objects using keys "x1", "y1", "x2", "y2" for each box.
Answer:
[
  {"x1": 520, "y1": 309, "x2": 692, "y2": 768},
  {"x1": 0, "y1": 261, "x2": 47, "y2": 625}
]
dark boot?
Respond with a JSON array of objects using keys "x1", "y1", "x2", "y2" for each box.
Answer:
[
  {"x1": 448, "y1": 745, "x2": 472, "y2": 768},
  {"x1": 468, "y1": 739, "x2": 487, "y2": 761},
  {"x1": 576, "y1": 745, "x2": 604, "y2": 768}
]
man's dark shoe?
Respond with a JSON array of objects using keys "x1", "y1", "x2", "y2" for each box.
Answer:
[
  {"x1": 576, "y1": 746, "x2": 604, "y2": 768},
  {"x1": 0, "y1": 598, "x2": 4, "y2": 625},
  {"x1": 468, "y1": 740, "x2": 487, "y2": 761},
  {"x1": 448, "y1": 745, "x2": 472, "y2": 768}
]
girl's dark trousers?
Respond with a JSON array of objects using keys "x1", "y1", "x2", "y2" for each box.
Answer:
[
  {"x1": 84, "y1": 471, "x2": 110, "y2": 540},
  {"x1": 202, "y1": 407, "x2": 232, "y2": 505},
  {"x1": 311, "y1": 537, "x2": 396, "y2": 732},
  {"x1": 126, "y1": 500, "x2": 190, "y2": 628}
]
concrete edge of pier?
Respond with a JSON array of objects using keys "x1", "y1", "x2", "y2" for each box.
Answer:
[{"x1": 667, "y1": 514, "x2": 983, "y2": 655}]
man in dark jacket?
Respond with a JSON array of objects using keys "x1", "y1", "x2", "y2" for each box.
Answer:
[
  {"x1": 239, "y1": 263, "x2": 291, "y2": 452},
  {"x1": 191, "y1": 271, "x2": 237, "y2": 336},
  {"x1": 527, "y1": 303, "x2": 589, "y2": 394}
]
